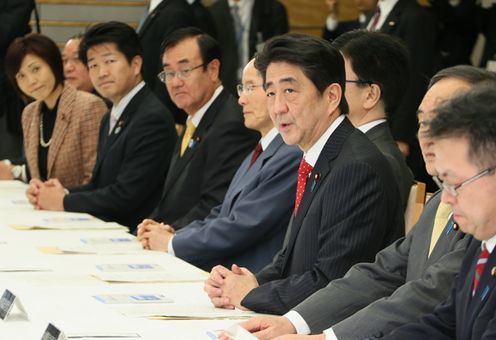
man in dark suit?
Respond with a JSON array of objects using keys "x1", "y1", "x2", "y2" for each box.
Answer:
[
  {"x1": 333, "y1": 30, "x2": 413, "y2": 209},
  {"x1": 138, "y1": 28, "x2": 259, "y2": 233},
  {"x1": 204, "y1": 33, "x2": 403, "y2": 315},
  {"x1": 233, "y1": 65, "x2": 496, "y2": 340},
  {"x1": 0, "y1": 0, "x2": 34, "y2": 160},
  {"x1": 373, "y1": 0, "x2": 437, "y2": 190},
  {"x1": 137, "y1": 59, "x2": 301, "y2": 272},
  {"x1": 28, "y1": 22, "x2": 177, "y2": 232},
  {"x1": 209, "y1": 0, "x2": 289, "y2": 94},
  {"x1": 138, "y1": 0, "x2": 197, "y2": 125},
  {"x1": 385, "y1": 85, "x2": 496, "y2": 340}
]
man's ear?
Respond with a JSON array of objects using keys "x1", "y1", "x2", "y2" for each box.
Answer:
[
  {"x1": 207, "y1": 58, "x2": 221, "y2": 80},
  {"x1": 325, "y1": 83, "x2": 343, "y2": 116},
  {"x1": 363, "y1": 83, "x2": 381, "y2": 110},
  {"x1": 131, "y1": 55, "x2": 143, "y2": 77}
]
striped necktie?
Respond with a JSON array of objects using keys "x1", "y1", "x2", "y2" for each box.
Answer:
[{"x1": 473, "y1": 247, "x2": 490, "y2": 296}]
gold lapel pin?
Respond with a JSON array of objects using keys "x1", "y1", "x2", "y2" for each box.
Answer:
[
  {"x1": 388, "y1": 21, "x2": 396, "y2": 27},
  {"x1": 453, "y1": 223, "x2": 459, "y2": 231},
  {"x1": 314, "y1": 172, "x2": 321, "y2": 181}
]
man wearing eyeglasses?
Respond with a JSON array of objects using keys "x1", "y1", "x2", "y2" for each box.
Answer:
[
  {"x1": 225, "y1": 65, "x2": 496, "y2": 340},
  {"x1": 137, "y1": 28, "x2": 258, "y2": 238},
  {"x1": 138, "y1": 59, "x2": 301, "y2": 272},
  {"x1": 385, "y1": 85, "x2": 496, "y2": 339},
  {"x1": 332, "y1": 30, "x2": 413, "y2": 209}
]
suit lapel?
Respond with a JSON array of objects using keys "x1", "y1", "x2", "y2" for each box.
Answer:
[
  {"x1": 379, "y1": 0, "x2": 404, "y2": 33},
  {"x1": 281, "y1": 118, "x2": 355, "y2": 270},
  {"x1": 138, "y1": 0, "x2": 168, "y2": 35},
  {"x1": 47, "y1": 87, "x2": 73, "y2": 177}
]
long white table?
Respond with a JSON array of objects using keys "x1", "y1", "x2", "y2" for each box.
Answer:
[{"x1": 0, "y1": 180, "x2": 252, "y2": 339}]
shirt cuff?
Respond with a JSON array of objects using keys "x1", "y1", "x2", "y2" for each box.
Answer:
[
  {"x1": 168, "y1": 235, "x2": 175, "y2": 256},
  {"x1": 284, "y1": 310, "x2": 311, "y2": 335},
  {"x1": 324, "y1": 328, "x2": 339, "y2": 340}
]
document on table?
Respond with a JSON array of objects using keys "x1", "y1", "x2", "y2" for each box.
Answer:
[
  {"x1": 93, "y1": 293, "x2": 173, "y2": 304},
  {"x1": 41, "y1": 237, "x2": 143, "y2": 255},
  {"x1": 9, "y1": 212, "x2": 128, "y2": 231},
  {"x1": 117, "y1": 304, "x2": 256, "y2": 319},
  {"x1": 92, "y1": 263, "x2": 205, "y2": 283}
]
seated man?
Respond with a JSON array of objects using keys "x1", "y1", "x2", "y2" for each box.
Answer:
[
  {"x1": 137, "y1": 59, "x2": 301, "y2": 272},
  {"x1": 142, "y1": 27, "x2": 259, "y2": 231},
  {"x1": 62, "y1": 34, "x2": 94, "y2": 93},
  {"x1": 385, "y1": 85, "x2": 496, "y2": 339},
  {"x1": 204, "y1": 33, "x2": 403, "y2": 315},
  {"x1": 231, "y1": 65, "x2": 496, "y2": 340},
  {"x1": 333, "y1": 30, "x2": 413, "y2": 208},
  {"x1": 27, "y1": 21, "x2": 177, "y2": 231}
]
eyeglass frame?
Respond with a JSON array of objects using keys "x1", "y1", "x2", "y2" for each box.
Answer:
[
  {"x1": 236, "y1": 84, "x2": 264, "y2": 96},
  {"x1": 433, "y1": 165, "x2": 496, "y2": 197},
  {"x1": 157, "y1": 63, "x2": 205, "y2": 83}
]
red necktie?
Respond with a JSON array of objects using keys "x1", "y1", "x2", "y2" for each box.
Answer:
[
  {"x1": 249, "y1": 143, "x2": 263, "y2": 167},
  {"x1": 369, "y1": 6, "x2": 381, "y2": 31},
  {"x1": 473, "y1": 247, "x2": 490, "y2": 296},
  {"x1": 294, "y1": 159, "x2": 313, "y2": 215}
]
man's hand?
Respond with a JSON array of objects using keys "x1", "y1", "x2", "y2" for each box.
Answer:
[
  {"x1": 37, "y1": 179, "x2": 65, "y2": 211},
  {"x1": 136, "y1": 219, "x2": 175, "y2": 252},
  {"x1": 25, "y1": 178, "x2": 45, "y2": 208},
  {"x1": 0, "y1": 162, "x2": 14, "y2": 180},
  {"x1": 220, "y1": 264, "x2": 258, "y2": 310},
  {"x1": 204, "y1": 265, "x2": 235, "y2": 309},
  {"x1": 228, "y1": 315, "x2": 297, "y2": 340}
]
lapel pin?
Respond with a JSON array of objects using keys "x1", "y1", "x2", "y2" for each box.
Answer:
[
  {"x1": 388, "y1": 21, "x2": 396, "y2": 27},
  {"x1": 491, "y1": 267, "x2": 496, "y2": 277},
  {"x1": 314, "y1": 172, "x2": 321, "y2": 181},
  {"x1": 453, "y1": 223, "x2": 459, "y2": 231},
  {"x1": 195, "y1": 136, "x2": 201, "y2": 143},
  {"x1": 114, "y1": 121, "x2": 125, "y2": 135}
]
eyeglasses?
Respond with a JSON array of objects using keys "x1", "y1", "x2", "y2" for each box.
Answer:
[
  {"x1": 157, "y1": 63, "x2": 204, "y2": 83},
  {"x1": 236, "y1": 84, "x2": 264, "y2": 96},
  {"x1": 346, "y1": 79, "x2": 373, "y2": 85},
  {"x1": 433, "y1": 165, "x2": 496, "y2": 197}
]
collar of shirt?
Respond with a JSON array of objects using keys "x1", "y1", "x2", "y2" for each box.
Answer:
[
  {"x1": 110, "y1": 81, "x2": 145, "y2": 124},
  {"x1": 187, "y1": 85, "x2": 224, "y2": 128},
  {"x1": 260, "y1": 127, "x2": 279, "y2": 151},
  {"x1": 367, "y1": 0, "x2": 399, "y2": 31},
  {"x1": 356, "y1": 119, "x2": 387, "y2": 133},
  {"x1": 483, "y1": 233, "x2": 496, "y2": 254},
  {"x1": 149, "y1": 0, "x2": 163, "y2": 12},
  {"x1": 304, "y1": 115, "x2": 346, "y2": 167}
]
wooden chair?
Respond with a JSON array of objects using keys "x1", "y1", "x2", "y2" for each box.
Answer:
[{"x1": 404, "y1": 181, "x2": 427, "y2": 234}]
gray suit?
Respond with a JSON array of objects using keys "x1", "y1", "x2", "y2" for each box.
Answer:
[
  {"x1": 294, "y1": 191, "x2": 469, "y2": 339},
  {"x1": 365, "y1": 122, "x2": 413, "y2": 209},
  {"x1": 172, "y1": 134, "x2": 301, "y2": 272}
]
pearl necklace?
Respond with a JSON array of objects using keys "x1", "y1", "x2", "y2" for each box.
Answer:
[{"x1": 39, "y1": 113, "x2": 52, "y2": 148}]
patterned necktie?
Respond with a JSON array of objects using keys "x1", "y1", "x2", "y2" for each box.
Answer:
[
  {"x1": 369, "y1": 6, "x2": 382, "y2": 31},
  {"x1": 249, "y1": 143, "x2": 263, "y2": 167},
  {"x1": 428, "y1": 202, "x2": 452, "y2": 256},
  {"x1": 180, "y1": 120, "x2": 196, "y2": 156},
  {"x1": 294, "y1": 159, "x2": 313, "y2": 215},
  {"x1": 473, "y1": 247, "x2": 490, "y2": 296},
  {"x1": 231, "y1": 3, "x2": 243, "y2": 47}
]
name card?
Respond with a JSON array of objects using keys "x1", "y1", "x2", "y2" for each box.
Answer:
[
  {"x1": 0, "y1": 289, "x2": 28, "y2": 320},
  {"x1": 40, "y1": 323, "x2": 67, "y2": 340}
]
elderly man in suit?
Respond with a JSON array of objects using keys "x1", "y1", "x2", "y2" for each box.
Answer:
[
  {"x1": 209, "y1": 0, "x2": 288, "y2": 94},
  {"x1": 229, "y1": 65, "x2": 496, "y2": 340},
  {"x1": 385, "y1": 85, "x2": 496, "y2": 340},
  {"x1": 137, "y1": 28, "x2": 259, "y2": 234},
  {"x1": 27, "y1": 22, "x2": 177, "y2": 232},
  {"x1": 333, "y1": 30, "x2": 413, "y2": 209},
  {"x1": 137, "y1": 59, "x2": 301, "y2": 272},
  {"x1": 204, "y1": 33, "x2": 403, "y2": 315}
]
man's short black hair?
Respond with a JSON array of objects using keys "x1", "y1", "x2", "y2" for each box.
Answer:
[
  {"x1": 160, "y1": 27, "x2": 221, "y2": 72},
  {"x1": 332, "y1": 30, "x2": 410, "y2": 117},
  {"x1": 78, "y1": 21, "x2": 142, "y2": 65},
  {"x1": 255, "y1": 33, "x2": 348, "y2": 114},
  {"x1": 429, "y1": 84, "x2": 496, "y2": 168}
]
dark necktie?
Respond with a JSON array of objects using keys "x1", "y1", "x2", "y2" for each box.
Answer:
[
  {"x1": 249, "y1": 143, "x2": 263, "y2": 167},
  {"x1": 473, "y1": 247, "x2": 490, "y2": 296},
  {"x1": 294, "y1": 159, "x2": 313, "y2": 215}
]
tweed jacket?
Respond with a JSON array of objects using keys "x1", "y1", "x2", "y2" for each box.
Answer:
[{"x1": 22, "y1": 85, "x2": 106, "y2": 187}]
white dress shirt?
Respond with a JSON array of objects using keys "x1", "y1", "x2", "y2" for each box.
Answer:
[
  {"x1": 109, "y1": 81, "x2": 145, "y2": 134},
  {"x1": 356, "y1": 119, "x2": 387, "y2": 133}
]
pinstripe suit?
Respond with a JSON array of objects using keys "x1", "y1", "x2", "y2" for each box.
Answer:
[
  {"x1": 22, "y1": 86, "x2": 106, "y2": 187},
  {"x1": 240, "y1": 117, "x2": 404, "y2": 314}
]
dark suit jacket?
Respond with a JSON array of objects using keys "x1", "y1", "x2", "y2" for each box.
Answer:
[
  {"x1": 172, "y1": 134, "x2": 301, "y2": 272},
  {"x1": 240, "y1": 117, "x2": 404, "y2": 314},
  {"x1": 377, "y1": 0, "x2": 437, "y2": 146},
  {"x1": 294, "y1": 192, "x2": 469, "y2": 338},
  {"x1": 150, "y1": 88, "x2": 259, "y2": 229},
  {"x1": 191, "y1": 0, "x2": 217, "y2": 38},
  {"x1": 365, "y1": 122, "x2": 413, "y2": 209},
  {"x1": 138, "y1": 0, "x2": 197, "y2": 124},
  {"x1": 322, "y1": 20, "x2": 361, "y2": 41},
  {"x1": 64, "y1": 85, "x2": 177, "y2": 231},
  {"x1": 386, "y1": 236, "x2": 496, "y2": 340},
  {"x1": 209, "y1": 0, "x2": 288, "y2": 93}
]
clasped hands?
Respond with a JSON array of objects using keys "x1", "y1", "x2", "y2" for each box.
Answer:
[
  {"x1": 137, "y1": 219, "x2": 175, "y2": 251},
  {"x1": 26, "y1": 178, "x2": 65, "y2": 211}
]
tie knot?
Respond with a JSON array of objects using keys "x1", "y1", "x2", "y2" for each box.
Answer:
[
  {"x1": 480, "y1": 247, "x2": 490, "y2": 259},
  {"x1": 298, "y1": 159, "x2": 313, "y2": 178}
]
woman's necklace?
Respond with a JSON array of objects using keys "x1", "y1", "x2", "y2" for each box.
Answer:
[{"x1": 39, "y1": 113, "x2": 52, "y2": 148}]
